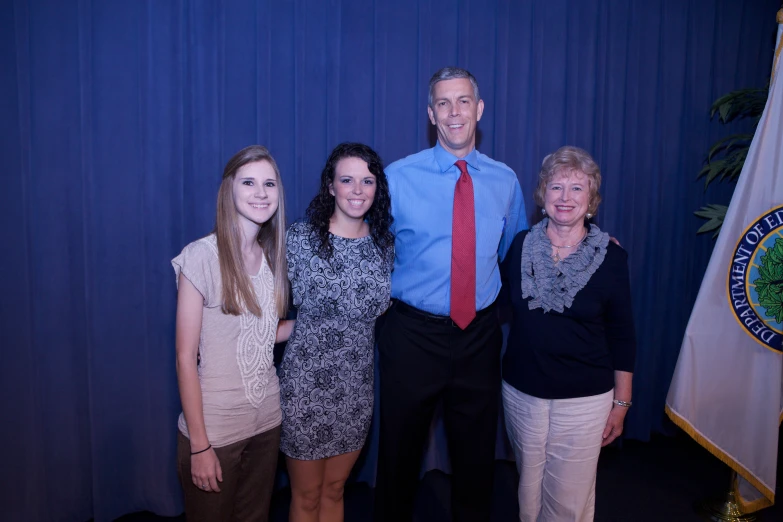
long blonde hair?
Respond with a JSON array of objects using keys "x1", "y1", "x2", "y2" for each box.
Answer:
[{"x1": 214, "y1": 145, "x2": 289, "y2": 318}]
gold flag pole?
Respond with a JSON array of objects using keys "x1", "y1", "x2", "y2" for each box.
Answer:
[
  {"x1": 698, "y1": 471, "x2": 757, "y2": 522},
  {"x1": 774, "y1": 9, "x2": 783, "y2": 83}
]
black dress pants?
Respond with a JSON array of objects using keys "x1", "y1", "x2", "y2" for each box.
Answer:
[{"x1": 373, "y1": 300, "x2": 503, "y2": 522}]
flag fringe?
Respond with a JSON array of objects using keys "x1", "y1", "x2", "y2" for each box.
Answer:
[
  {"x1": 664, "y1": 404, "x2": 774, "y2": 512},
  {"x1": 732, "y1": 473, "x2": 774, "y2": 512}
]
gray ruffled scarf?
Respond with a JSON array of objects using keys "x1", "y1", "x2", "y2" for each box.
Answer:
[{"x1": 521, "y1": 218, "x2": 610, "y2": 313}]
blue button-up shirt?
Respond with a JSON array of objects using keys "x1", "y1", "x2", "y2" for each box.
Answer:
[{"x1": 387, "y1": 142, "x2": 528, "y2": 315}]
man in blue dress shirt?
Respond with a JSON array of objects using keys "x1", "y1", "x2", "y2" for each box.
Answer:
[{"x1": 374, "y1": 67, "x2": 528, "y2": 522}]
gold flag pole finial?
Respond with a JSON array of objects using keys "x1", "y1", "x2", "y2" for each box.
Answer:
[{"x1": 773, "y1": 10, "x2": 783, "y2": 82}]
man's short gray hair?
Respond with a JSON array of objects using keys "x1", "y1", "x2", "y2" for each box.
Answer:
[{"x1": 428, "y1": 67, "x2": 481, "y2": 107}]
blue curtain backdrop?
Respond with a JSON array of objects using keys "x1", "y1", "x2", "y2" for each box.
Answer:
[{"x1": 1, "y1": 0, "x2": 779, "y2": 520}]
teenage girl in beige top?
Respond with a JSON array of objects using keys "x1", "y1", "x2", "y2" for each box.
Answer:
[{"x1": 172, "y1": 145, "x2": 291, "y2": 522}]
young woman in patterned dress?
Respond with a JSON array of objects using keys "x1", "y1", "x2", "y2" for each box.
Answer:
[
  {"x1": 278, "y1": 142, "x2": 394, "y2": 522},
  {"x1": 173, "y1": 145, "x2": 290, "y2": 522}
]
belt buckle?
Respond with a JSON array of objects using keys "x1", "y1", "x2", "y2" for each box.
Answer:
[{"x1": 431, "y1": 311, "x2": 456, "y2": 327}]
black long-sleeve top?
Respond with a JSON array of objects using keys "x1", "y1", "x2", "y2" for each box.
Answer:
[{"x1": 500, "y1": 230, "x2": 637, "y2": 399}]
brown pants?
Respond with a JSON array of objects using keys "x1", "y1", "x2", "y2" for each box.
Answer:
[{"x1": 177, "y1": 426, "x2": 281, "y2": 522}]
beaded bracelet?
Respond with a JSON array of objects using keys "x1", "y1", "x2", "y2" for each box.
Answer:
[
  {"x1": 612, "y1": 399, "x2": 632, "y2": 408},
  {"x1": 191, "y1": 444, "x2": 212, "y2": 456}
]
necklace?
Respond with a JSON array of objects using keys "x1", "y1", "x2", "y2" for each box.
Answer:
[{"x1": 549, "y1": 228, "x2": 588, "y2": 263}]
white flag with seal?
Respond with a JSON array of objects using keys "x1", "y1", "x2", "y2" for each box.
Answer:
[{"x1": 665, "y1": 9, "x2": 783, "y2": 513}]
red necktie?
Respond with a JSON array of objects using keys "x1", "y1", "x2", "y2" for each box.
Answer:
[{"x1": 450, "y1": 160, "x2": 476, "y2": 329}]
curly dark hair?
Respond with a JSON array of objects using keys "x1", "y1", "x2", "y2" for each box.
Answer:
[{"x1": 305, "y1": 142, "x2": 394, "y2": 260}]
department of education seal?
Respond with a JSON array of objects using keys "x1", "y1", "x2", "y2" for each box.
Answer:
[{"x1": 727, "y1": 204, "x2": 783, "y2": 353}]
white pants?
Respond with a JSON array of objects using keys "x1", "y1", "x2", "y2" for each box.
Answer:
[{"x1": 502, "y1": 381, "x2": 613, "y2": 522}]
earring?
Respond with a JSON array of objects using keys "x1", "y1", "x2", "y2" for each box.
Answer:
[
  {"x1": 541, "y1": 208, "x2": 547, "y2": 215},
  {"x1": 586, "y1": 213, "x2": 593, "y2": 219}
]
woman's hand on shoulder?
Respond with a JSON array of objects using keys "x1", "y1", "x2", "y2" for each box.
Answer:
[
  {"x1": 191, "y1": 446, "x2": 223, "y2": 492},
  {"x1": 601, "y1": 405, "x2": 628, "y2": 447}
]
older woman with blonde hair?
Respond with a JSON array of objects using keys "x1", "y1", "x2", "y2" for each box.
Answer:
[{"x1": 500, "y1": 146, "x2": 636, "y2": 522}]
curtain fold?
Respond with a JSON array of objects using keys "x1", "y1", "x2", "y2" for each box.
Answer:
[{"x1": 1, "y1": 0, "x2": 778, "y2": 520}]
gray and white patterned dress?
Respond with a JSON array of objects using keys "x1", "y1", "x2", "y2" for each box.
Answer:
[{"x1": 279, "y1": 221, "x2": 393, "y2": 460}]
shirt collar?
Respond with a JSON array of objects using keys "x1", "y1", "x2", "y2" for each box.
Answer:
[{"x1": 434, "y1": 142, "x2": 481, "y2": 173}]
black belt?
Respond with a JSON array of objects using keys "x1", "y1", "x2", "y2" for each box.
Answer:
[{"x1": 394, "y1": 299, "x2": 496, "y2": 328}]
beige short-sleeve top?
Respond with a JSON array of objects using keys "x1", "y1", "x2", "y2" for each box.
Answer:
[{"x1": 172, "y1": 235, "x2": 281, "y2": 447}]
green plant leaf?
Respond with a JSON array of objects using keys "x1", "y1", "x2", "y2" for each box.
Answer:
[
  {"x1": 694, "y1": 203, "x2": 729, "y2": 218},
  {"x1": 696, "y1": 85, "x2": 768, "y2": 237},
  {"x1": 706, "y1": 134, "x2": 753, "y2": 162},
  {"x1": 710, "y1": 88, "x2": 768, "y2": 123},
  {"x1": 704, "y1": 159, "x2": 728, "y2": 185},
  {"x1": 694, "y1": 204, "x2": 728, "y2": 237},
  {"x1": 696, "y1": 218, "x2": 723, "y2": 234}
]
